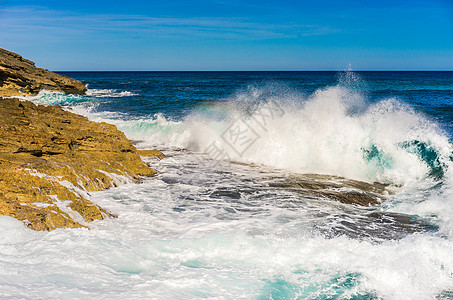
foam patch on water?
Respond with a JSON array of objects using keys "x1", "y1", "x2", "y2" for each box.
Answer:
[
  {"x1": 10, "y1": 89, "x2": 86, "y2": 106},
  {"x1": 14, "y1": 89, "x2": 137, "y2": 107},
  {"x1": 86, "y1": 89, "x2": 138, "y2": 98},
  {"x1": 0, "y1": 216, "x2": 37, "y2": 244}
]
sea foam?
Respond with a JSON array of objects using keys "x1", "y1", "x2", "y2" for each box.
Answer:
[{"x1": 79, "y1": 83, "x2": 451, "y2": 190}]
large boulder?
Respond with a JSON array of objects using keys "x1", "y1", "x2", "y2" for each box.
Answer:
[{"x1": 0, "y1": 47, "x2": 87, "y2": 96}]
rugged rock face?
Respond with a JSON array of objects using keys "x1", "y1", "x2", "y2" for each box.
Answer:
[
  {"x1": 0, "y1": 97, "x2": 159, "y2": 230},
  {"x1": 0, "y1": 47, "x2": 87, "y2": 97}
]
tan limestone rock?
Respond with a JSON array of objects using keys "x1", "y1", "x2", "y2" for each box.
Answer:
[
  {"x1": 0, "y1": 47, "x2": 87, "y2": 97},
  {"x1": 137, "y1": 150, "x2": 166, "y2": 160},
  {"x1": 0, "y1": 97, "x2": 156, "y2": 230}
]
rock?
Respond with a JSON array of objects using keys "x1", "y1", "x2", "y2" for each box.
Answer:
[
  {"x1": 0, "y1": 97, "x2": 156, "y2": 230},
  {"x1": 327, "y1": 211, "x2": 438, "y2": 241},
  {"x1": 138, "y1": 150, "x2": 166, "y2": 160},
  {"x1": 0, "y1": 47, "x2": 87, "y2": 96},
  {"x1": 268, "y1": 173, "x2": 390, "y2": 206}
]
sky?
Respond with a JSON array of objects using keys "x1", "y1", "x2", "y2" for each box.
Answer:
[{"x1": 1, "y1": 0, "x2": 453, "y2": 71}]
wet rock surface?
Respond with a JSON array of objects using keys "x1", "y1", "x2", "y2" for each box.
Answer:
[
  {"x1": 265, "y1": 173, "x2": 437, "y2": 240},
  {"x1": 321, "y1": 210, "x2": 439, "y2": 241},
  {"x1": 268, "y1": 173, "x2": 390, "y2": 206},
  {"x1": 137, "y1": 150, "x2": 166, "y2": 160}
]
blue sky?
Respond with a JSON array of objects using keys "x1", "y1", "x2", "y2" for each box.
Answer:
[{"x1": 1, "y1": 0, "x2": 452, "y2": 70}]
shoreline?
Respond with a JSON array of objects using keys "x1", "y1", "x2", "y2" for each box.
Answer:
[
  {"x1": 0, "y1": 96, "x2": 164, "y2": 230},
  {"x1": 0, "y1": 47, "x2": 168, "y2": 230}
]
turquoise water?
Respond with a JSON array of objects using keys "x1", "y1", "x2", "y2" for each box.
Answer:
[{"x1": 1, "y1": 71, "x2": 453, "y2": 299}]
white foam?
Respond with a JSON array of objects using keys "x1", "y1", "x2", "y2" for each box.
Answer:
[
  {"x1": 22, "y1": 83, "x2": 451, "y2": 191},
  {"x1": 1, "y1": 170, "x2": 452, "y2": 299},
  {"x1": 82, "y1": 84, "x2": 451, "y2": 190},
  {"x1": 9, "y1": 89, "x2": 85, "y2": 106},
  {"x1": 13, "y1": 89, "x2": 137, "y2": 108},
  {"x1": 0, "y1": 216, "x2": 37, "y2": 244},
  {"x1": 86, "y1": 89, "x2": 138, "y2": 98}
]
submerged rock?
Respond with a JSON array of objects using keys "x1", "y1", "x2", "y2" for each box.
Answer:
[
  {"x1": 268, "y1": 173, "x2": 390, "y2": 206},
  {"x1": 138, "y1": 150, "x2": 166, "y2": 160},
  {"x1": 0, "y1": 97, "x2": 162, "y2": 230},
  {"x1": 0, "y1": 47, "x2": 87, "y2": 96},
  {"x1": 325, "y1": 211, "x2": 438, "y2": 241},
  {"x1": 264, "y1": 173, "x2": 438, "y2": 240}
]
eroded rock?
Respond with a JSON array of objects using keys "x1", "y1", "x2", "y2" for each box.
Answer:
[
  {"x1": 268, "y1": 173, "x2": 390, "y2": 206},
  {"x1": 0, "y1": 97, "x2": 161, "y2": 230},
  {"x1": 0, "y1": 47, "x2": 87, "y2": 96},
  {"x1": 138, "y1": 150, "x2": 166, "y2": 160}
]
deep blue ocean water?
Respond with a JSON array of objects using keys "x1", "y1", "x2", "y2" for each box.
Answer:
[{"x1": 2, "y1": 71, "x2": 453, "y2": 299}]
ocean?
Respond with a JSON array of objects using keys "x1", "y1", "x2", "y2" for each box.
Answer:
[{"x1": 1, "y1": 71, "x2": 453, "y2": 299}]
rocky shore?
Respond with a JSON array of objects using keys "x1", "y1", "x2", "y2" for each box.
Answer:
[
  {"x1": 0, "y1": 48, "x2": 162, "y2": 230},
  {"x1": 0, "y1": 47, "x2": 87, "y2": 96},
  {"x1": 0, "y1": 47, "x2": 390, "y2": 231}
]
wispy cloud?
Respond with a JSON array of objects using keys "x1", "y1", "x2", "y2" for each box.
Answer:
[{"x1": 0, "y1": 6, "x2": 335, "y2": 42}]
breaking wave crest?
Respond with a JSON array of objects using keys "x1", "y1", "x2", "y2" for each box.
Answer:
[
  {"x1": 23, "y1": 80, "x2": 453, "y2": 189},
  {"x1": 95, "y1": 85, "x2": 452, "y2": 189}
]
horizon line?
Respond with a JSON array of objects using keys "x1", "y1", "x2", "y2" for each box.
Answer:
[{"x1": 54, "y1": 69, "x2": 453, "y2": 72}]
